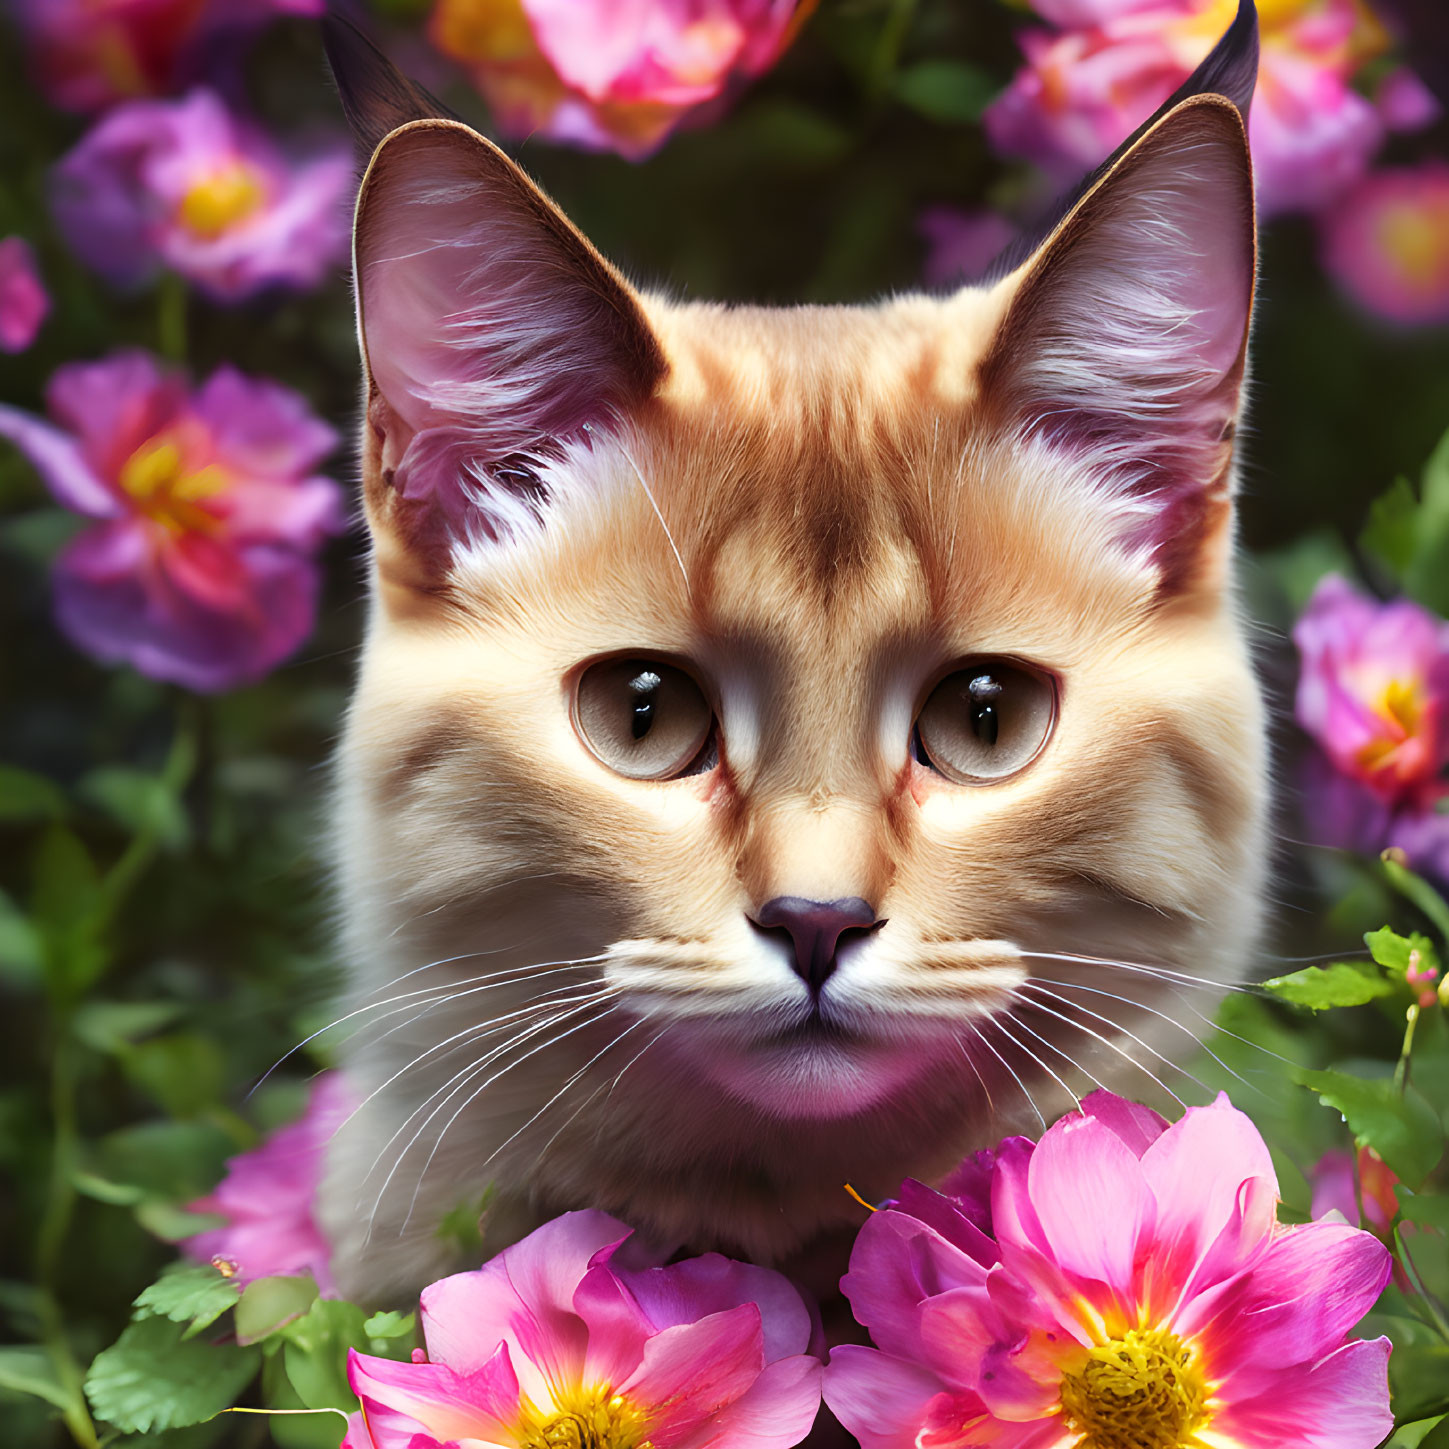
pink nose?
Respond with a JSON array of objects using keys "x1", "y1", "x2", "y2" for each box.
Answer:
[{"x1": 752, "y1": 896, "x2": 882, "y2": 993}]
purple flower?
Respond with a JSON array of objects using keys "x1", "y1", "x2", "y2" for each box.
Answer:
[
  {"x1": 13, "y1": 0, "x2": 323, "y2": 115},
  {"x1": 918, "y1": 208, "x2": 1017, "y2": 288},
  {"x1": 0, "y1": 349, "x2": 344, "y2": 693},
  {"x1": 983, "y1": 0, "x2": 1386, "y2": 216},
  {"x1": 183, "y1": 1073, "x2": 354, "y2": 1293},
  {"x1": 1321, "y1": 161, "x2": 1449, "y2": 326},
  {"x1": 343, "y1": 1211, "x2": 822, "y2": 1449},
  {"x1": 1294, "y1": 575, "x2": 1449, "y2": 874},
  {"x1": 0, "y1": 237, "x2": 49, "y2": 354},
  {"x1": 51, "y1": 89, "x2": 350, "y2": 304},
  {"x1": 1295, "y1": 575, "x2": 1449, "y2": 804}
]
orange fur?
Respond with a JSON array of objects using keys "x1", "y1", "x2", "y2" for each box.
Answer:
[{"x1": 320, "y1": 112, "x2": 1266, "y2": 1303}]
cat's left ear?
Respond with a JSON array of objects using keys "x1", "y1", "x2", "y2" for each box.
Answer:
[{"x1": 978, "y1": 44, "x2": 1257, "y2": 595}]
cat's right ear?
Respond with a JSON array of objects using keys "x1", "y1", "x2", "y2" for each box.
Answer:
[{"x1": 328, "y1": 29, "x2": 667, "y2": 588}]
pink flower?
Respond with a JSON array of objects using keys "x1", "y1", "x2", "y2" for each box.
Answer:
[
  {"x1": 0, "y1": 349, "x2": 344, "y2": 693},
  {"x1": 428, "y1": 0, "x2": 817, "y2": 160},
  {"x1": 824, "y1": 1091, "x2": 1393, "y2": 1449},
  {"x1": 1311, "y1": 1146, "x2": 1400, "y2": 1237},
  {"x1": 918, "y1": 208, "x2": 1018, "y2": 287},
  {"x1": 13, "y1": 0, "x2": 323, "y2": 114},
  {"x1": 1321, "y1": 161, "x2": 1449, "y2": 325},
  {"x1": 984, "y1": 0, "x2": 1387, "y2": 215},
  {"x1": 1294, "y1": 575, "x2": 1449, "y2": 806},
  {"x1": 51, "y1": 89, "x2": 351, "y2": 303},
  {"x1": 182, "y1": 1073, "x2": 353, "y2": 1293},
  {"x1": 0, "y1": 237, "x2": 49, "y2": 354},
  {"x1": 342, "y1": 1210, "x2": 822, "y2": 1449}
]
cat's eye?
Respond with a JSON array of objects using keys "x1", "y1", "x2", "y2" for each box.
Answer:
[
  {"x1": 913, "y1": 660, "x2": 1056, "y2": 784},
  {"x1": 574, "y1": 658, "x2": 715, "y2": 781}
]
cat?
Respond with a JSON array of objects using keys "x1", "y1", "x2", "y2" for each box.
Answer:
[{"x1": 317, "y1": 3, "x2": 1269, "y2": 1304}]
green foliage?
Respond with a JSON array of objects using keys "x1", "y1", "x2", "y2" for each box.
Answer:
[
  {"x1": 133, "y1": 1264, "x2": 240, "y2": 1340},
  {"x1": 1360, "y1": 426, "x2": 1449, "y2": 614},
  {"x1": 1293, "y1": 1069, "x2": 1444, "y2": 1188},
  {"x1": 85, "y1": 1316, "x2": 260, "y2": 1435},
  {"x1": 1262, "y1": 961, "x2": 1393, "y2": 1010}
]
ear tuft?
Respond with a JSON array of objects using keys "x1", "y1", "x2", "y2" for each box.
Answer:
[{"x1": 322, "y1": 13, "x2": 459, "y2": 156}]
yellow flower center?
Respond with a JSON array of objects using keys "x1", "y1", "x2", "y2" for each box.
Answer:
[
  {"x1": 1355, "y1": 677, "x2": 1427, "y2": 773},
  {"x1": 118, "y1": 435, "x2": 229, "y2": 533},
  {"x1": 1057, "y1": 1328, "x2": 1209, "y2": 1449},
  {"x1": 515, "y1": 1385, "x2": 652, "y2": 1449},
  {"x1": 177, "y1": 161, "x2": 266, "y2": 239},
  {"x1": 1378, "y1": 200, "x2": 1449, "y2": 288}
]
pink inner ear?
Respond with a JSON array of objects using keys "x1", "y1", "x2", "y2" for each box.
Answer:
[
  {"x1": 357, "y1": 126, "x2": 663, "y2": 543},
  {"x1": 988, "y1": 102, "x2": 1255, "y2": 543}
]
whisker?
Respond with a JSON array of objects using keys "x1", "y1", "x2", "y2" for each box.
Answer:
[
  {"x1": 362, "y1": 993, "x2": 615, "y2": 1247},
  {"x1": 398, "y1": 997, "x2": 622, "y2": 1234},
  {"x1": 963, "y1": 1019, "x2": 1046, "y2": 1132},
  {"x1": 993, "y1": 1014, "x2": 1084, "y2": 1112},
  {"x1": 1018, "y1": 950, "x2": 1258, "y2": 996},
  {"x1": 1016, "y1": 982, "x2": 1191, "y2": 1108}
]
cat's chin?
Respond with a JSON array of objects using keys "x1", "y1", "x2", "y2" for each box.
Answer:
[{"x1": 690, "y1": 1019, "x2": 939, "y2": 1120}]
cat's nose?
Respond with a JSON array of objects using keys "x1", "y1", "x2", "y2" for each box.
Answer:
[{"x1": 752, "y1": 896, "x2": 882, "y2": 993}]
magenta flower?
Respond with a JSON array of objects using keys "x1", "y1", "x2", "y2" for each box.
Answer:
[
  {"x1": 182, "y1": 1073, "x2": 353, "y2": 1293},
  {"x1": 1294, "y1": 575, "x2": 1449, "y2": 805},
  {"x1": 0, "y1": 237, "x2": 49, "y2": 354},
  {"x1": 918, "y1": 208, "x2": 1017, "y2": 288},
  {"x1": 1311, "y1": 1146, "x2": 1400, "y2": 1238},
  {"x1": 429, "y1": 0, "x2": 817, "y2": 160},
  {"x1": 51, "y1": 89, "x2": 350, "y2": 303},
  {"x1": 13, "y1": 0, "x2": 323, "y2": 114},
  {"x1": 1321, "y1": 161, "x2": 1449, "y2": 325},
  {"x1": 342, "y1": 1211, "x2": 822, "y2": 1449},
  {"x1": 824, "y1": 1091, "x2": 1393, "y2": 1449},
  {"x1": 984, "y1": 0, "x2": 1385, "y2": 216},
  {"x1": 0, "y1": 349, "x2": 344, "y2": 693}
]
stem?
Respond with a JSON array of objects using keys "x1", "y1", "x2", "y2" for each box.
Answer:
[
  {"x1": 1393, "y1": 1003, "x2": 1420, "y2": 1094},
  {"x1": 865, "y1": 0, "x2": 918, "y2": 102},
  {"x1": 156, "y1": 272, "x2": 188, "y2": 363},
  {"x1": 1397, "y1": 1231, "x2": 1449, "y2": 1342},
  {"x1": 36, "y1": 1034, "x2": 100, "y2": 1449}
]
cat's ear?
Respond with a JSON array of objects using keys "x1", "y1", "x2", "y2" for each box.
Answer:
[
  {"x1": 351, "y1": 120, "x2": 667, "y2": 580},
  {"x1": 978, "y1": 7, "x2": 1258, "y2": 595},
  {"x1": 327, "y1": 22, "x2": 667, "y2": 584}
]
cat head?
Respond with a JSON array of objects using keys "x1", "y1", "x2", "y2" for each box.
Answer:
[{"x1": 327, "y1": 6, "x2": 1267, "y2": 1174}]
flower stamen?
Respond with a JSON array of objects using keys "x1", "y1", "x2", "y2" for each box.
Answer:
[{"x1": 1057, "y1": 1328, "x2": 1208, "y2": 1449}]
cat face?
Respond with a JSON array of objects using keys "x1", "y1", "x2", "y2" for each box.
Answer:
[{"x1": 322, "y1": 11, "x2": 1268, "y2": 1294}]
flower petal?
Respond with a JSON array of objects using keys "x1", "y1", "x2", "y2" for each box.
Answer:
[
  {"x1": 671, "y1": 1353, "x2": 822, "y2": 1449},
  {"x1": 348, "y1": 1343, "x2": 519, "y2": 1446},
  {"x1": 0, "y1": 404, "x2": 120, "y2": 517},
  {"x1": 618, "y1": 1304, "x2": 764, "y2": 1446},
  {"x1": 823, "y1": 1345, "x2": 946, "y2": 1449},
  {"x1": 1206, "y1": 1336, "x2": 1393, "y2": 1449}
]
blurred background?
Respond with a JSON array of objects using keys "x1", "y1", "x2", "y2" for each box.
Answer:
[{"x1": 1, "y1": 0, "x2": 1448, "y2": 1443}]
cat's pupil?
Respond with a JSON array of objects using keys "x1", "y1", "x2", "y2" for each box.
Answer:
[
  {"x1": 628, "y1": 669, "x2": 663, "y2": 740},
  {"x1": 968, "y1": 673, "x2": 1002, "y2": 746}
]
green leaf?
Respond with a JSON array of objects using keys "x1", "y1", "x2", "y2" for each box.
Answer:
[
  {"x1": 0, "y1": 766, "x2": 66, "y2": 824},
  {"x1": 893, "y1": 60, "x2": 997, "y2": 123},
  {"x1": 85, "y1": 1314, "x2": 260, "y2": 1434},
  {"x1": 1418, "y1": 1418, "x2": 1449, "y2": 1449},
  {"x1": 72, "y1": 1000, "x2": 186, "y2": 1054},
  {"x1": 235, "y1": 1276, "x2": 319, "y2": 1347},
  {"x1": 0, "y1": 1345, "x2": 73, "y2": 1412},
  {"x1": 1381, "y1": 855, "x2": 1449, "y2": 943},
  {"x1": 1364, "y1": 926, "x2": 1440, "y2": 978},
  {"x1": 96, "y1": 1119, "x2": 232, "y2": 1202},
  {"x1": 79, "y1": 767, "x2": 189, "y2": 850},
  {"x1": 121, "y1": 1032, "x2": 225, "y2": 1117},
  {"x1": 1294, "y1": 1068, "x2": 1445, "y2": 1188},
  {"x1": 1359, "y1": 475, "x2": 1420, "y2": 579},
  {"x1": 1261, "y1": 961, "x2": 1393, "y2": 1010},
  {"x1": 1399, "y1": 1189, "x2": 1449, "y2": 1233},
  {"x1": 0, "y1": 886, "x2": 43, "y2": 987},
  {"x1": 29, "y1": 825, "x2": 105, "y2": 994},
  {"x1": 279, "y1": 1299, "x2": 370, "y2": 1410},
  {"x1": 134, "y1": 1262, "x2": 241, "y2": 1340},
  {"x1": 134, "y1": 1199, "x2": 226, "y2": 1243},
  {"x1": 362, "y1": 1311, "x2": 415, "y2": 1345}
]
